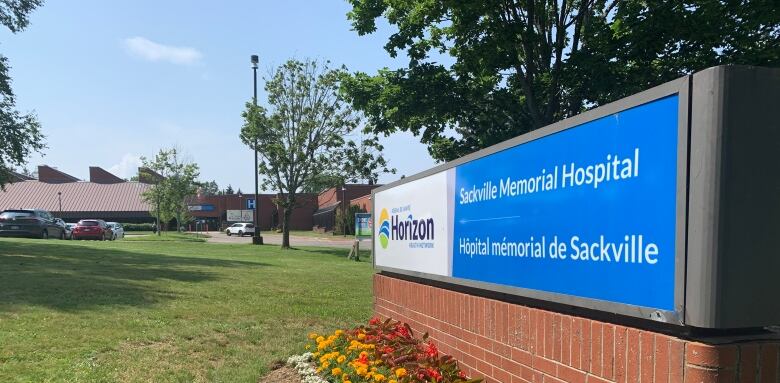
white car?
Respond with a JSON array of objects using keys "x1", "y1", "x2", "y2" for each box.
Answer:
[
  {"x1": 226, "y1": 223, "x2": 255, "y2": 237},
  {"x1": 106, "y1": 222, "x2": 124, "y2": 240}
]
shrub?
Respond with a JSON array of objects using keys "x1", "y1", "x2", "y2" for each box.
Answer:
[
  {"x1": 333, "y1": 205, "x2": 365, "y2": 236},
  {"x1": 121, "y1": 223, "x2": 156, "y2": 231},
  {"x1": 299, "y1": 317, "x2": 481, "y2": 383}
]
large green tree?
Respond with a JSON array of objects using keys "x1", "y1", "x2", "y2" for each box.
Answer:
[
  {"x1": 343, "y1": 0, "x2": 779, "y2": 161},
  {"x1": 0, "y1": 0, "x2": 45, "y2": 188},
  {"x1": 199, "y1": 180, "x2": 220, "y2": 196},
  {"x1": 141, "y1": 148, "x2": 200, "y2": 235},
  {"x1": 240, "y1": 58, "x2": 392, "y2": 249}
]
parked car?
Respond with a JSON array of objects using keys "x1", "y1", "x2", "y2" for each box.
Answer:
[
  {"x1": 64, "y1": 223, "x2": 77, "y2": 240},
  {"x1": 0, "y1": 209, "x2": 66, "y2": 239},
  {"x1": 54, "y1": 218, "x2": 73, "y2": 239},
  {"x1": 71, "y1": 219, "x2": 113, "y2": 241},
  {"x1": 226, "y1": 223, "x2": 255, "y2": 237},
  {"x1": 106, "y1": 222, "x2": 124, "y2": 240}
]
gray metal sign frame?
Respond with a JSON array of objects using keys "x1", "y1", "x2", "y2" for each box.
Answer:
[{"x1": 372, "y1": 75, "x2": 692, "y2": 325}]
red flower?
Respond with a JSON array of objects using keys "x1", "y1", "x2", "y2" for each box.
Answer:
[
  {"x1": 395, "y1": 325, "x2": 410, "y2": 338},
  {"x1": 458, "y1": 371, "x2": 467, "y2": 379},
  {"x1": 382, "y1": 346, "x2": 395, "y2": 354},
  {"x1": 369, "y1": 317, "x2": 381, "y2": 326},
  {"x1": 425, "y1": 342, "x2": 439, "y2": 358},
  {"x1": 428, "y1": 367, "x2": 442, "y2": 381}
]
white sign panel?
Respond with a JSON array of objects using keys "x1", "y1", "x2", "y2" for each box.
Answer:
[
  {"x1": 227, "y1": 210, "x2": 253, "y2": 222},
  {"x1": 227, "y1": 210, "x2": 242, "y2": 222},
  {"x1": 373, "y1": 170, "x2": 453, "y2": 276}
]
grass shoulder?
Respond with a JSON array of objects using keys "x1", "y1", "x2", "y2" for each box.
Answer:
[
  {"x1": 124, "y1": 232, "x2": 210, "y2": 242},
  {"x1": 0, "y1": 237, "x2": 373, "y2": 382}
]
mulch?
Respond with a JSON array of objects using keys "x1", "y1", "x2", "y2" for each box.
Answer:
[{"x1": 257, "y1": 364, "x2": 302, "y2": 383}]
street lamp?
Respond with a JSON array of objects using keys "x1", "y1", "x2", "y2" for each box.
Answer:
[
  {"x1": 57, "y1": 192, "x2": 62, "y2": 215},
  {"x1": 250, "y1": 54, "x2": 264, "y2": 245},
  {"x1": 341, "y1": 186, "x2": 347, "y2": 237}
]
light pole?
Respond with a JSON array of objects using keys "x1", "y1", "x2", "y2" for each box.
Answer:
[
  {"x1": 237, "y1": 191, "x2": 243, "y2": 220},
  {"x1": 251, "y1": 54, "x2": 263, "y2": 245},
  {"x1": 57, "y1": 192, "x2": 62, "y2": 216},
  {"x1": 342, "y1": 186, "x2": 347, "y2": 237}
]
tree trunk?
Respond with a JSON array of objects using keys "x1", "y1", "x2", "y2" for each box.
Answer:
[
  {"x1": 156, "y1": 197, "x2": 161, "y2": 236},
  {"x1": 281, "y1": 206, "x2": 293, "y2": 249}
]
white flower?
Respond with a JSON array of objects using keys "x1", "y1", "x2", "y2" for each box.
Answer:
[{"x1": 283, "y1": 353, "x2": 328, "y2": 383}]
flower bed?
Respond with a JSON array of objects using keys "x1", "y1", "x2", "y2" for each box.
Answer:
[{"x1": 287, "y1": 317, "x2": 482, "y2": 383}]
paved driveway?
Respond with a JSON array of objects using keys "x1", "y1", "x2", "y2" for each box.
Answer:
[{"x1": 202, "y1": 231, "x2": 357, "y2": 249}]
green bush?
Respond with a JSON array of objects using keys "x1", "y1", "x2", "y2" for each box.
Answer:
[
  {"x1": 333, "y1": 205, "x2": 366, "y2": 236},
  {"x1": 121, "y1": 223, "x2": 156, "y2": 231}
]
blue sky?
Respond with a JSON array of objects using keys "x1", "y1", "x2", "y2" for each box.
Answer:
[{"x1": 1, "y1": 0, "x2": 437, "y2": 192}]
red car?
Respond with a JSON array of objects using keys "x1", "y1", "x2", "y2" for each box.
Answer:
[{"x1": 71, "y1": 219, "x2": 114, "y2": 241}]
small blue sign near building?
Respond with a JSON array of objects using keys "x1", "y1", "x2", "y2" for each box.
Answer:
[
  {"x1": 187, "y1": 204, "x2": 216, "y2": 212},
  {"x1": 246, "y1": 198, "x2": 255, "y2": 210}
]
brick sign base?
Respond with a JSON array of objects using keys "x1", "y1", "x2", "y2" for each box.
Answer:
[{"x1": 374, "y1": 274, "x2": 780, "y2": 383}]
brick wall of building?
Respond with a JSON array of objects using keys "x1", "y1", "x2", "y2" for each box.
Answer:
[
  {"x1": 374, "y1": 274, "x2": 780, "y2": 383},
  {"x1": 317, "y1": 184, "x2": 379, "y2": 209},
  {"x1": 350, "y1": 194, "x2": 372, "y2": 212}
]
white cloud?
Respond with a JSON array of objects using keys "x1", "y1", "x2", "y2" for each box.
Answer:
[
  {"x1": 123, "y1": 36, "x2": 203, "y2": 65},
  {"x1": 108, "y1": 153, "x2": 143, "y2": 179}
]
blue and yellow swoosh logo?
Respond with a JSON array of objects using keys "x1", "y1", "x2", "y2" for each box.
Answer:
[{"x1": 378, "y1": 208, "x2": 390, "y2": 249}]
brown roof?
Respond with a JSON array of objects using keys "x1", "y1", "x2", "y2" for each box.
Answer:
[
  {"x1": 138, "y1": 167, "x2": 164, "y2": 184},
  {"x1": 5, "y1": 170, "x2": 34, "y2": 183},
  {"x1": 37, "y1": 165, "x2": 80, "y2": 183},
  {"x1": 89, "y1": 167, "x2": 124, "y2": 184},
  {"x1": 0, "y1": 180, "x2": 152, "y2": 212}
]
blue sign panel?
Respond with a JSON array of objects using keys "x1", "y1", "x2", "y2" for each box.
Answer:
[
  {"x1": 188, "y1": 204, "x2": 216, "y2": 212},
  {"x1": 355, "y1": 213, "x2": 372, "y2": 239},
  {"x1": 246, "y1": 198, "x2": 256, "y2": 210},
  {"x1": 451, "y1": 96, "x2": 679, "y2": 310}
]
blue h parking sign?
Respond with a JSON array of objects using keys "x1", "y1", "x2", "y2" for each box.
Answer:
[{"x1": 246, "y1": 198, "x2": 255, "y2": 209}]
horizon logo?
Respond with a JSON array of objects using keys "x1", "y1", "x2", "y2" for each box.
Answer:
[
  {"x1": 378, "y1": 209, "x2": 391, "y2": 249},
  {"x1": 378, "y1": 207, "x2": 436, "y2": 249}
]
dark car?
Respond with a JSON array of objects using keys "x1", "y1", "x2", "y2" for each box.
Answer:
[
  {"x1": 71, "y1": 219, "x2": 113, "y2": 241},
  {"x1": 56, "y1": 219, "x2": 74, "y2": 240},
  {"x1": 0, "y1": 209, "x2": 66, "y2": 239}
]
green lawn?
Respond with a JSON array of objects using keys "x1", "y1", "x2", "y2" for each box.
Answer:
[
  {"x1": 0, "y1": 237, "x2": 375, "y2": 382},
  {"x1": 123, "y1": 231, "x2": 155, "y2": 236},
  {"x1": 124, "y1": 232, "x2": 210, "y2": 242},
  {"x1": 261, "y1": 230, "x2": 344, "y2": 239}
]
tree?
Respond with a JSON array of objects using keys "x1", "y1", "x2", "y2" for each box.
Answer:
[
  {"x1": 224, "y1": 184, "x2": 235, "y2": 195},
  {"x1": 334, "y1": 204, "x2": 366, "y2": 236},
  {"x1": 344, "y1": 0, "x2": 780, "y2": 161},
  {"x1": 0, "y1": 0, "x2": 45, "y2": 189},
  {"x1": 140, "y1": 148, "x2": 200, "y2": 235},
  {"x1": 302, "y1": 173, "x2": 344, "y2": 194},
  {"x1": 199, "y1": 180, "x2": 219, "y2": 196},
  {"x1": 342, "y1": 134, "x2": 394, "y2": 184},
  {"x1": 240, "y1": 58, "x2": 391, "y2": 249}
]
